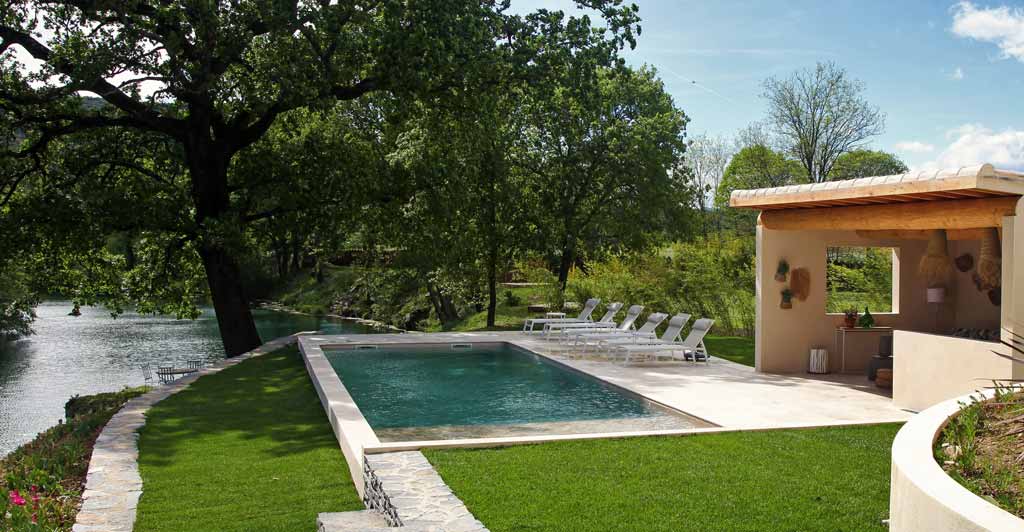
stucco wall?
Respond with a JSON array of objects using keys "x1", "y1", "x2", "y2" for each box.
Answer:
[
  {"x1": 756, "y1": 210, "x2": 1020, "y2": 375},
  {"x1": 755, "y1": 227, "x2": 938, "y2": 373},
  {"x1": 892, "y1": 330, "x2": 1012, "y2": 411},
  {"x1": 949, "y1": 240, "x2": 1001, "y2": 330},
  {"x1": 1007, "y1": 205, "x2": 1024, "y2": 383}
]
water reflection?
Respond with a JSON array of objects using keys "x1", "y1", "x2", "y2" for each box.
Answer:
[{"x1": 0, "y1": 301, "x2": 372, "y2": 456}]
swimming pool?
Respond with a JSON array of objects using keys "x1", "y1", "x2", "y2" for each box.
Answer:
[{"x1": 324, "y1": 342, "x2": 709, "y2": 441}]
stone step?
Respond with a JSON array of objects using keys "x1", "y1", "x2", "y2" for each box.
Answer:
[{"x1": 317, "y1": 510, "x2": 392, "y2": 531}]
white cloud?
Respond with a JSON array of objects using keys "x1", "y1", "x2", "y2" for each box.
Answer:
[
  {"x1": 951, "y1": 1, "x2": 1024, "y2": 62},
  {"x1": 915, "y1": 124, "x2": 1024, "y2": 171},
  {"x1": 950, "y1": 66, "x2": 965, "y2": 80},
  {"x1": 895, "y1": 141, "x2": 936, "y2": 154}
]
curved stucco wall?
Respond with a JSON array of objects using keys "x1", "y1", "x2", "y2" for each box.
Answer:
[{"x1": 890, "y1": 389, "x2": 1024, "y2": 532}]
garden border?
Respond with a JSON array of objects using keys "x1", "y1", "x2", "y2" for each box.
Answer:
[
  {"x1": 71, "y1": 334, "x2": 301, "y2": 532},
  {"x1": 889, "y1": 388, "x2": 1024, "y2": 532}
]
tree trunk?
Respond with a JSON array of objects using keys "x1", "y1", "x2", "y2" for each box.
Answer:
[
  {"x1": 486, "y1": 243, "x2": 498, "y2": 328},
  {"x1": 557, "y1": 237, "x2": 575, "y2": 291},
  {"x1": 426, "y1": 280, "x2": 459, "y2": 324},
  {"x1": 186, "y1": 133, "x2": 262, "y2": 357},
  {"x1": 199, "y1": 244, "x2": 263, "y2": 356}
]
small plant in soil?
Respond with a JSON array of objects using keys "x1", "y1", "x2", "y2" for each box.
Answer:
[
  {"x1": 843, "y1": 308, "x2": 859, "y2": 328},
  {"x1": 936, "y1": 328, "x2": 1024, "y2": 519}
]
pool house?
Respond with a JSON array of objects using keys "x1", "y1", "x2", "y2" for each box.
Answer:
[{"x1": 730, "y1": 164, "x2": 1024, "y2": 411}]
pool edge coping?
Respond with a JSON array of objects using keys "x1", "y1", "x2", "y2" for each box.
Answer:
[
  {"x1": 296, "y1": 334, "x2": 380, "y2": 498},
  {"x1": 298, "y1": 333, "x2": 911, "y2": 455}
]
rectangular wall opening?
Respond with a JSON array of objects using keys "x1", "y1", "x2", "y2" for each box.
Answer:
[{"x1": 826, "y1": 246, "x2": 898, "y2": 314}]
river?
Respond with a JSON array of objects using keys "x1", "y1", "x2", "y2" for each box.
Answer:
[{"x1": 0, "y1": 300, "x2": 373, "y2": 456}]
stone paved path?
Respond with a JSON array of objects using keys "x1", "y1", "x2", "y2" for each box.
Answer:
[
  {"x1": 71, "y1": 335, "x2": 298, "y2": 532},
  {"x1": 365, "y1": 451, "x2": 487, "y2": 532}
]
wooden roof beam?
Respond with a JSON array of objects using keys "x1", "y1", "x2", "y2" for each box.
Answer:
[{"x1": 760, "y1": 196, "x2": 1020, "y2": 231}]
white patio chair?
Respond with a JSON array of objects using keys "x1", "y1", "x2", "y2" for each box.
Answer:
[
  {"x1": 541, "y1": 302, "x2": 624, "y2": 338},
  {"x1": 558, "y1": 305, "x2": 646, "y2": 344},
  {"x1": 568, "y1": 311, "x2": 671, "y2": 349},
  {"x1": 522, "y1": 298, "x2": 600, "y2": 333},
  {"x1": 141, "y1": 364, "x2": 155, "y2": 385},
  {"x1": 615, "y1": 318, "x2": 715, "y2": 365}
]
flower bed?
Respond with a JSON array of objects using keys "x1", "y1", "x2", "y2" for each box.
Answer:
[
  {"x1": 1, "y1": 387, "x2": 148, "y2": 530},
  {"x1": 936, "y1": 386, "x2": 1023, "y2": 519}
]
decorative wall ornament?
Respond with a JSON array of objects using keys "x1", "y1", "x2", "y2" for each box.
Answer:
[
  {"x1": 775, "y1": 259, "x2": 790, "y2": 282},
  {"x1": 790, "y1": 268, "x2": 810, "y2": 301},
  {"x1": 918, "y1": 229, "x2": 953, "y2": 288},
  {"x1": 976, "y1": 228, "x2": 1001, "y2": 291},
  {"x1": 858, "y1": 307, "x2": 876, "y2": 328},
  {"x1": 954, "y1": 253, "x2": 974, "y2": 273},
  {"x1": 780, "y1": 288, "x2": 793, "y2": 309}
]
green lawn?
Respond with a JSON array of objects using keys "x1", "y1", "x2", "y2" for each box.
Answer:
[
  {"x1": 134, "y1": 346, "x2": 362, "y2": 532},
  {"x1": 705, "y1": 335, "x2": 755, "y2": 366},
  {"x1": 426, "y1": 424, "x2": 901, "y2": 532}
]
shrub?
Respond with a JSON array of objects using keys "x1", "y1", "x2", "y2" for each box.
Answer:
[
  {"x1": 503, "y1": 290, "x2": 522, "y2": 307},
  {"x1": 1, "y1": 387, "x2": 149, "y2": 531},
  {"x1": 564, "y1": 233, "x2": 756, "y2": 336}
]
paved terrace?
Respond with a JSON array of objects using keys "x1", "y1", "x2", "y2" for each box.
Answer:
[{"x1": 304, "y1": 331, "x2": 912, "y2": 434}]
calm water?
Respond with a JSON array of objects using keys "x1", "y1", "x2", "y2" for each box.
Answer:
[
  {"x1": 326, "y1": 343, "x2": 680, "y2": 431},
  {"x1": 0, "y1": 300, "x2": 372, "y2": 456}
]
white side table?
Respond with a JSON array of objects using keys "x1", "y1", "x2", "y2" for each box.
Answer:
[{"x1": 545, "y1": 312, "x2": 566, "y2": 319}]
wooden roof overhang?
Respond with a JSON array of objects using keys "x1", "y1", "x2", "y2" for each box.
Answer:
[{"x1": 729, "y1": 164, "x2": 1024, "y2": 231}]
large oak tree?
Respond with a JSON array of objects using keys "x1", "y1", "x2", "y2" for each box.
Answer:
[{"x1": 0, "y1": 0, "x2": 640, "y2": 355}]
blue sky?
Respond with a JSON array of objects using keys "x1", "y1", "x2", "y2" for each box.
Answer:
[{"x1": 515, "y1": 0, "x2": 1024, "y2": 171}]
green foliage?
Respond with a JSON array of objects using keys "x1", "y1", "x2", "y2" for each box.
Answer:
[
  {"x1": 522, "y1": 65, "x2": 695, "y2": 285},
  {"x1": 502, "y1": 290, "x2": 522, "y2": 307},
  {"x1": 135, "y1": 346, "x2": 362, "y2": 531},
  {"x1": 829, "y1": 149, "x2": 908, "y2": 181},
  {"x1": 826, "y1": 247, "x2": 894, "y2": 313},
  {"x1": 427, "y1": 423, "x2": 903, "y2": 532},
  {"x1": 565, "y1": 233, "x2": 756, "y2": 336},
  {"x1": 715, "y1": 145, "x2": 807, "y2": 208},
  {"x1": 0, "y1": 387, "x2": 149, "y2": 531},
  {"x1": 0, "y1": 265, "x2": 37, "y2": 338}
]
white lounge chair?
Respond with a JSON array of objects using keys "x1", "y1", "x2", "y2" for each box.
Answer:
[
  {"x1": 615, "y1": 318, "x2": 715, "y2": 365},
  {"x1": 561, "y1": 308, "x2": 663, "y2": 347},
  {"x1": 555, "y1": 305, "x2": 644, "y2": 343},
  {"x1": 541, "y1": 302, "x2": 623, "y2": 338},
  {"x1": 523, "y1": 298, "x2": 600, "y2": 333},
  {"x1": 565, "y1": 311, "x2": 669, "y2": 355}
]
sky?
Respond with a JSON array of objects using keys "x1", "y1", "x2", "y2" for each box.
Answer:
[{"x1": 515, "y1": 0, "x2": 1024, "y2": 171}]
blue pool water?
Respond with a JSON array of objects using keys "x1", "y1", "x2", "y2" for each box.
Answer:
[{"x1": 325, "y1": 343, "x2": 702, "y2": 437}]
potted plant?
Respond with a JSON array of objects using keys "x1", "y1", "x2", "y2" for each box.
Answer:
[
  {"x1": 775, "y1": 259, "x2": 790, "y2": 282},
  {"x1": 780, "y1": 288, "x2": 794, "y2": 309},
  {"x1": 843, "y1": 308, "x2": 859, "y2": 328}
]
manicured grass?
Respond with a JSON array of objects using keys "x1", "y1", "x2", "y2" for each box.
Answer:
[
  {"x1": 426, "y1": 424, "x2": 902, "y2": 532},
  {"x1": 705, "y1": 335, "x2": 755, "y2": 367},
  {"x1": 135, "y1": 346, "x2": 362, "y2": 532}
]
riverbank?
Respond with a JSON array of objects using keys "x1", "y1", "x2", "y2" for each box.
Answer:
[
  {"x1": 0, "y1": 302, "x2": 373, "y2": 456},
  {"x1": 255, "y1": 300, "x2": 406, "y2": 333},
  {"x1": 0, "y1": 387, "x2": 149, "y2": 530}
]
